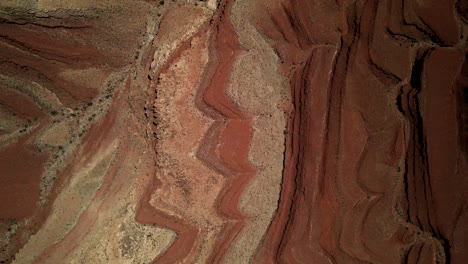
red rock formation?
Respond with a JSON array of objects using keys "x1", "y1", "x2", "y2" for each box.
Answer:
[
  {"x1": 255, "y1": 0, "x2": 468, "y2": 263},
  {"x1": 0, "y1": 0, "x2": 466, "y2": 263}
]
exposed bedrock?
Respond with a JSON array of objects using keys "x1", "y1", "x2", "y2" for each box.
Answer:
[
  {"x1": 255, "y1": 0, "x2": 468, "y2": 263},
  {"x1": 0, "y1": 0, "x2": 466, "y2": 263}
]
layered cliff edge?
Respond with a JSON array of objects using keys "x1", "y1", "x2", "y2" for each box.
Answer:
[{"x1": 0, "y1": 0, "x2": 466, "y2": 263}]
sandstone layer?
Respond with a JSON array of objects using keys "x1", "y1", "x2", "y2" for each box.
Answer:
[{"x1": 0, "y1": 0, "x2": 466, "y2": 263}]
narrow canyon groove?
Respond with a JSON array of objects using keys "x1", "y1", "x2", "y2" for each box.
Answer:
[{"x1": 0, "y1": 0, "x2": 466, "y2": 263}]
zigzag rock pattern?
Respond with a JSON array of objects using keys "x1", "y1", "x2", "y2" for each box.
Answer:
[{"x1": 0, "y1": 0, "x2": 466, "y2": 263}]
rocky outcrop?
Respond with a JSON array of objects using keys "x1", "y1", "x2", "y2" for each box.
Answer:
[
  {"x1": 0, "y1": 0, "x2": 466, "y2": 263},
  {"x1": 255, "y1": 0, "x2": 468, "y2": 263}
]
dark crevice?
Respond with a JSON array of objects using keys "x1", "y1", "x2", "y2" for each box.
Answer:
[
  {"x1": 396, "y1": 87, "x2": 404, "y2": 114},
  {"x1": 397, "y1": 49, "x2": 451, "y2": 262},
  {"x1": 409, "y1": 51, "x2": 427, "y2": 91},
  {"x1": 386, "y1": 28, "x2": 418, "y2": 44},
  {"x1": 0, "y1": 19, "x2": 91, "y2": 29}
]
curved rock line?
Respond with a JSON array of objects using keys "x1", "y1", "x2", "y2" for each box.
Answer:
[
  {"x1": 254, "y1": 0, "x2": 467, "y2": 263},
  {"x1": 136, "y1": 22, "x2": 209, "y2": 264},
  {"x1": 194, "y1": 0, "x2": 256, "y2": 262},
  {"x1": 1, "y1": 0, "x2": 467, "y2": 263},
  {"x1": 32, "y1": 87, "x2": 132, "y2": 263},
  {"x1": 0, "y1": 7, "x2": 152, "y2": 262},
  {"x1": 254, "y1": 1, "x2": 346, "y2": 262},
  {"x1": 136, "y1": 1, "x2": 256, "y2": 262}
]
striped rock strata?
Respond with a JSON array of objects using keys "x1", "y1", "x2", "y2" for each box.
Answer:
[{"x1": 0, "y1": 0, "x2": 467, "y2": 263}]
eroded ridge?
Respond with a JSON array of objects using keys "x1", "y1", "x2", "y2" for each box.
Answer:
[
  {"x1": 196, "y1": 1, "x2": 257, "y2": 262},
  {"x1": 136, "y1": 0, "x2": 258, "y2": 262},
  {"x1": 255, "y1": 0, "x2": 468, "y2": 263}
]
